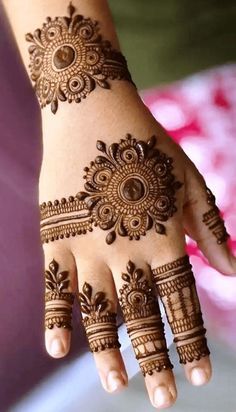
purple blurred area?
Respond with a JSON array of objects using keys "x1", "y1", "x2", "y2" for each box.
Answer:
[{"x1": 0, "y1": 5, "x2": 87, "y2": 411}]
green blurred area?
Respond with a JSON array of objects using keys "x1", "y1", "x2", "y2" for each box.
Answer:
[{"x1": 109, "y1": 0, "x2": 236, "y2": 89}]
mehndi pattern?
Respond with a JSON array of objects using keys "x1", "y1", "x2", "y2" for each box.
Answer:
[
  {"x1": 202, "y1": 187, "x2": 229, "y2": 244},
  {"x1": 153, "y1": 255, "x2": 210, "y2": 364},
  {"x1": 77, "y1": 134, "x2": 183, "y2": 244},
  {"x1": 25, "y1": 3, "x2": 132, "y2": 113},
  {"x1": 45, "y1": 259, "x2": 74, "y2": 330},
  {"x1": 78, "y1": 282, "x2": 120, "y2": 352},
  {"x1": 119, "y1": 261, "x2": 173, "y2": 376}
]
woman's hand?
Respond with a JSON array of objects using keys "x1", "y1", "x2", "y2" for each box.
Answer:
[{"x1": 3, "y1": 0, "x2": 236, "y2": 409}]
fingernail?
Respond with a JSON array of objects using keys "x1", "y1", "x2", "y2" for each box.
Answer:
[
  {"x1": 50, "y1": 338, "x2": 64, "y2": 356},
  {"x1": 153, "y1": 385, "x2": 173, "y2": 408},
  {"x1": 106, "y1": 370, "x2": 124, "y2": 392},
  {"x1": 191, "y1": 367, "x2": 208, "y2": 386}
]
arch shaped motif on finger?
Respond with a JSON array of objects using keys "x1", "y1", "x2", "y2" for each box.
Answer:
[
  {"x1": 45, "y1": 259, "x2": 75, "y2": 330},
  {"x1": 119, "y1": 260, "x2": 173, "y2": 376},
  {"x1": 77, "y1": 282, "x2": 120, "y2": 352},
  {"x1": 152, "y1": 255, "x2": 210, "y2": 364}
]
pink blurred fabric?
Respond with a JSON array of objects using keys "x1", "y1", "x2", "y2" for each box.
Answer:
[{"x1": 143, "y1": 65, "x2": 236, "y2": 348}]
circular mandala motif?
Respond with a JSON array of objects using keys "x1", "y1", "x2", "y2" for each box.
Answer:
[
  {"x1": 77, "y1": 134, "x2": 183, "y2": 244},
  {"x1": 25, "y1": 4, "x2": 132, "y2": 113}
]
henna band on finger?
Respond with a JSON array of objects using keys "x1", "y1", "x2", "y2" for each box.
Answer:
[
  {"x1": 40, "y1": 134, "x2": 183, "y2": 245},
  {"x1": 77, "y1": 282, "x2": 120, "y2": 352},
  {"x1": 153, "y1": 255, "x2": 210, "y2": 364},
  {"x1": 202, "y1": 187, "x2": 229, "y2": 244},
  {"x1": 25, "y1": 2, "x2": 133, "y2": 114},
  {"x1": 119, "y1": 261, "x2": 173, "y2": 376},
  {"x1": 45, "y1": 259, "x2": 74, "y2": 330}
]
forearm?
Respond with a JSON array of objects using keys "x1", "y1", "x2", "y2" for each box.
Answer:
[{"x1": 2, "y1": 0, "x2": 140, "y2": 133}]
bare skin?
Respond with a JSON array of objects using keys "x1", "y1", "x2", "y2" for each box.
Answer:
[{"x1": 3, "y1": 0, "x2": 236, "y2": 409}]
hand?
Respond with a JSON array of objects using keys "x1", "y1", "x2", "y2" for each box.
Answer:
[{"x1": 40, "y1": 82, "x2": 235, "y2": 409}]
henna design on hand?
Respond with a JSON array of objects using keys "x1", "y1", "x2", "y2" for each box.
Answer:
[
  {"x1": 40, "y1": 196, "x2": 93, "y2": 243},
  {"x1": 78, "y1": 282, "x2": 120, "y2": 352},
  {"x1": 119, "y1": 261, "x2": 173, "y2": 376},
  {"x1": 202, "y1": 187, "x2": 229, "y2": 244},
  {"x1": 152, "y1": 255, "x2": 210, "y2": 364},
  {"x1": 45, "y1": 259, "x2": 74, "y2": 330},
  {"x1": 77, "y1": 134, "x2": 183, "y2": 244},
  {"x1": 25, "y1": 2, "x2": 133, "y2": 114}
]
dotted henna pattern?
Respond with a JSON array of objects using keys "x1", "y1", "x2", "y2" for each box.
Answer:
[
  {"x1": 45, "y1": 259, "x2": 74, "y2": 330},
  {"x1": 25, "y1": 2, "x2": 132, "y2": 113},
  {"x1": 77, "y1": 134, "x2": 183, "y2": 244},
  {"x1": 78, "y1": 282, "x2": 120, "y2": 352},
  {"x1": 153, "y1": 255, "x2": 210, "y2": 364}
]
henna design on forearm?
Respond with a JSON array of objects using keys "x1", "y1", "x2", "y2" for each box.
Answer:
[
  {"x1": 25, "y1": 2, "x2": 133, "y2": 114},
  {"x1": 45, "y1": 259, "x2": 74, "y2": 330},
  {"x1": 152, "y1": 255, "x2": 210, "y2": 364},
  {"x1": 78, "y1": 282, "x2": 120, "y2": 352},
  {"x1": 40, "y1": 196, "x2": 93, "y2": 243},
  {"x1": 39, "y1": 134, "x2": 183, "y2": 245},
  {"x1": 119, "y1": 261, "x2": 173, "y2": 376},
  {"x1": 202, "y1": 187, "x2": 229, "y2": 244}
]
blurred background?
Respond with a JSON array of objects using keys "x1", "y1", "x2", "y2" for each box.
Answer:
[{"x1": 0, "y1": 0, "x2": 236, "y2": 411}]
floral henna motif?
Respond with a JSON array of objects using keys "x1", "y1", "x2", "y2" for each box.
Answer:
[
  {"x1": 119, "y1": 261, "x2": 173, "y2": 376},
  {"x1": 25, "y1": 3, "x2": 132, "y2": 114},
  {"x1": 78, "y1": 282, "x2": 120, "y2": 352},
  {"x1": 77, "y1": 134, "x2": 183, "y2": 244},
  {"x1": 45, "y1": 259, "x2": 74, "y2": 330},
  {"x1": 202, "y1": 187, "x2": 229, "y2": 244},
  {"x1": 152, "y1": 255, "x2": 210, "y2": 364}
]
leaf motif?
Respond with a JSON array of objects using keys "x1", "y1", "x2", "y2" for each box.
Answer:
[
  {"x1": 80, "y1": 305, "x2": 90, "y2": 315},
  {"x1": 155, "y1": 223, "x2": 166, "y2": 235},
  {"x1": 96, "y1": 140, "x2": 106, "y2": 153},
  {"x1": 45, "y1": 281, "x2": 55, "y2": 291},
  {"x1": 59, "y1": 280, "x2": 70, "y2": 291},
  {"x1": 85, "y1": 196, "x2": 101, "y2": 210},
  {"x1": 28, "y1": 45, "x2": 37, "y2": 54},
  {"x1": 136, "y1": 141, "x2": 147, "y2": 160},
  {"x1": 117, "y1": 219, "x2": 127, "y2": 236},
  {"x1": 133, "y1": 269, "x2": 143, "y2": 282},
  {"x1": 108, "y1": 143, "x2": 118, "y2": 160},
  {"x1": 121, "y1": 273, "x2": 130, "y2": 283},
  {"x1": 25, "y1": 33, "x2": 34, "y2": 42},
  {"x1": 57, "y1": 88, "x2": 66, "y2": 102},
  {"x1": 127, "y1": 260, "x2": 135, "y2": 275},
  {"x1": 106, "y1": 230, "x2": 116, "y2": 245},
  {"x1": 97, "y1": 301, "x2": 108, "y2": 313},
  {"x1": 96, "y1": 79, "x2": 110, "y2": 89},
  {"x1": 45, "y1": 270, "x2": 54, "y2": 282},
  {"x1": 145, "y1": 214, "x2": 153, "y2": 230},
  {"x1": 77, "y1": 292, "x2": 88, "y2": 304},
  {"x1": 84, "y1": 181, "x2": 97, "y2": 192},
  {"x1": 83, "y1": 282, "x2": 92, "y2": 300},
  {"x1": 94, "y1": 292, "x2": 106, "y2": 306},
  {"x1": 76, "y1": 191, "x2": 89, "y2": 200},
  {"x1": 49, "y1": 259, "x2": 58, "y2": 276},
  {"x1": 95, "y1": 155, "x2": 109, "y2": 165},
  {"x1": 51, "y1": 99, "x2": 58, "y2": 114},
  {"x1": 147, "y1": 135, "x2": 156, "y2": 149},
  {"x1": 57, "y1": 271, "x2": 68, "y2": 283}
]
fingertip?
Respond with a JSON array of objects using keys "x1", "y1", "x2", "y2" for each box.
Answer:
[{"x1": 45, "y1": 327, "x2": 71, "y2": 358}]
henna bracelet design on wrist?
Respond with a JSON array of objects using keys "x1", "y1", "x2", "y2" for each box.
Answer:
[
  {"x1": 152, "y1": 255, "x2": 210, "y2": 364},
  {"x1": 25, "y1": 2, "x2": 133, "y2": 114},
  {"x1": 45, "y1": 259, "x2": 74, "y2": 330},
  {"x1": 78, "y1": 282, "x2": 120, "y2": 352},
  {"x1": 119, "y1": 261, "x2": 173, "y2": 376},
  {"x1": 202, "y1": 187, "x2": 229, "y2": 244},
  {"x1": 40, "y1": 134, "x2": 183, "y2": 244}
]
